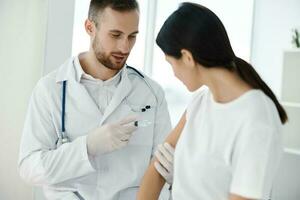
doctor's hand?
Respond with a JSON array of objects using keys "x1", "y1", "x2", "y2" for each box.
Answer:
[
  {"x1": 86, "y1": 115, "x2": 138, "y2": 156},
  {"x1": 154, "y1": 143, "x2": 175, "y2": 185}
]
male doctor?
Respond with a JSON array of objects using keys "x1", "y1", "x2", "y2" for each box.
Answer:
[{"x1": 18, "y1": 0, "x2": 171, "y2": 199}]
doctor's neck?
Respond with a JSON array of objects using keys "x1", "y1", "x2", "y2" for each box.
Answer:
[{"x1": 78, "y1": 52, "x2": 120, "y2": 81}]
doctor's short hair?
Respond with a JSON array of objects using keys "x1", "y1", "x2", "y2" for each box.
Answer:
[{"x1": 88, "y1": 0, "x2": 139, "y2": 25}]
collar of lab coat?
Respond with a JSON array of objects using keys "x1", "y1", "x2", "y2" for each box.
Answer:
[
  {"x1": 55, "y1": 56, "x2": 133, "y2": 124},
  {"x1": 55, "y1": 57, "x2": 75, "y2": 83}
]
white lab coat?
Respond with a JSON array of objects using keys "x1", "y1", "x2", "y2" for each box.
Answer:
[{"x1": 18, "y1": 57, "x2": 172, "y2": 200}]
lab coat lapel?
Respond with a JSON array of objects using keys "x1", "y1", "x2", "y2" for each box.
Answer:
[{"x1": 100, "y1": 68, "x2": 132, "y2": 125}]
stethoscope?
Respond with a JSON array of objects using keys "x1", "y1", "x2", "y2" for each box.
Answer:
[
  {"x1": 59, "y1": 80, "x2": 69, "y2": 144},
  {"x1": 57, "y1": 65, "x2": 158, "y2": 145}
]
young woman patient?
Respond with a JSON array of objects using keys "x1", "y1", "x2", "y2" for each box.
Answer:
[{"x1": 137, "y1": 2, "x2": 287, "y2": 200}]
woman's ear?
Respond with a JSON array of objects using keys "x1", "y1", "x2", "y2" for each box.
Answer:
[
  {"x1": 180, "y1": 49, "x2": 196, "y2": 69},
  {"x1": 85, "y1": 19, "x2": 96, "y2": 37}
]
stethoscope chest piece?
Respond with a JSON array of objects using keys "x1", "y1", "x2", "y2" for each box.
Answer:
[{"x1": 61, "y1": 136, "x2": 70, "y2": 144}]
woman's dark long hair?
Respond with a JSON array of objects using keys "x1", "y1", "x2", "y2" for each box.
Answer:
[{"x1": 156, "y1": 2, "x2": 287, "y2": 124}]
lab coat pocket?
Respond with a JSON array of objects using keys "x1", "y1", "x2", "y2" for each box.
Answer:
[
  {"x1": 118, "y1": 186, "x2": 139, "y2": 200},
  {"x1": 43, "y1": 187, "x2": 82, "y2": 200}
]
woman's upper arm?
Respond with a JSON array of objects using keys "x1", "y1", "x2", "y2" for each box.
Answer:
[
  {"x1": 164, "y1": 111, "x2": 186, "y2": 148},
  {"x1": 137, "y1": 112, "x2": 186, "y2": 200},
  {"x1": 229, "y1": 193, "x2": 254, "y2": 200}
]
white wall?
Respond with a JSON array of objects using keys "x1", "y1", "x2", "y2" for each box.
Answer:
[
  {"x1": 0, "y1": 0, "x2": 48, "y2": 199},
  {"x1": 251, "y1": 1, "x2": 300, "y2": 199},
  {"x1": 273, "y1": 150, "x2": 300, "y2": 200},
  {"x1": 43, "y1": 0, "x2": 75, "y2": 74},
  {"x1": 251, "y1": 0, "x2": 300, "y2": 97}
]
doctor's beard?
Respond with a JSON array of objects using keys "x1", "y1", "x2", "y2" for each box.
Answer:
[{"x1": 92, "y1": 37, "x2": 129, "y2": 71}]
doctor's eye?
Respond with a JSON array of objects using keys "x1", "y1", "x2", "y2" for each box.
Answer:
[
  {"x1": 111, "y1": 33, "x2": 121, "y2": 39},
  {"x1": 128, "y1": 35, "x2": 137, "y2": 40}
]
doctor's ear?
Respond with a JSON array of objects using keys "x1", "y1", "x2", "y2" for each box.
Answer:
[
  {"x1": 85, "y1": 19, "x2": 96, "y2": 37},
  {"x1": 180, "y1": 49, "x2": 196, "y2": 69}
]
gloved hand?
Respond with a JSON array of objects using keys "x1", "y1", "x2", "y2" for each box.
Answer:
[
  {"x1": 87, "y1": 115, "x2": 138, "y2": 156},
  {"x1": 154, "y1": 143, "x2": 174, "y2": 185}
]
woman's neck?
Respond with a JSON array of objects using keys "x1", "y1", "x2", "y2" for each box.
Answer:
[{"x1": 204, "y1": 67, "x2": 252, "y2": 103}]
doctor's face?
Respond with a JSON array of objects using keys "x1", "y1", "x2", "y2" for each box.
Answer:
[{"x1": 90, "y1": 7, "x2": 139, "y2": 70}]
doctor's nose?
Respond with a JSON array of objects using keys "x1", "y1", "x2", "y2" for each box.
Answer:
[{"x1": 117, "y1": 39, "x2": 131, "y2": 54}]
